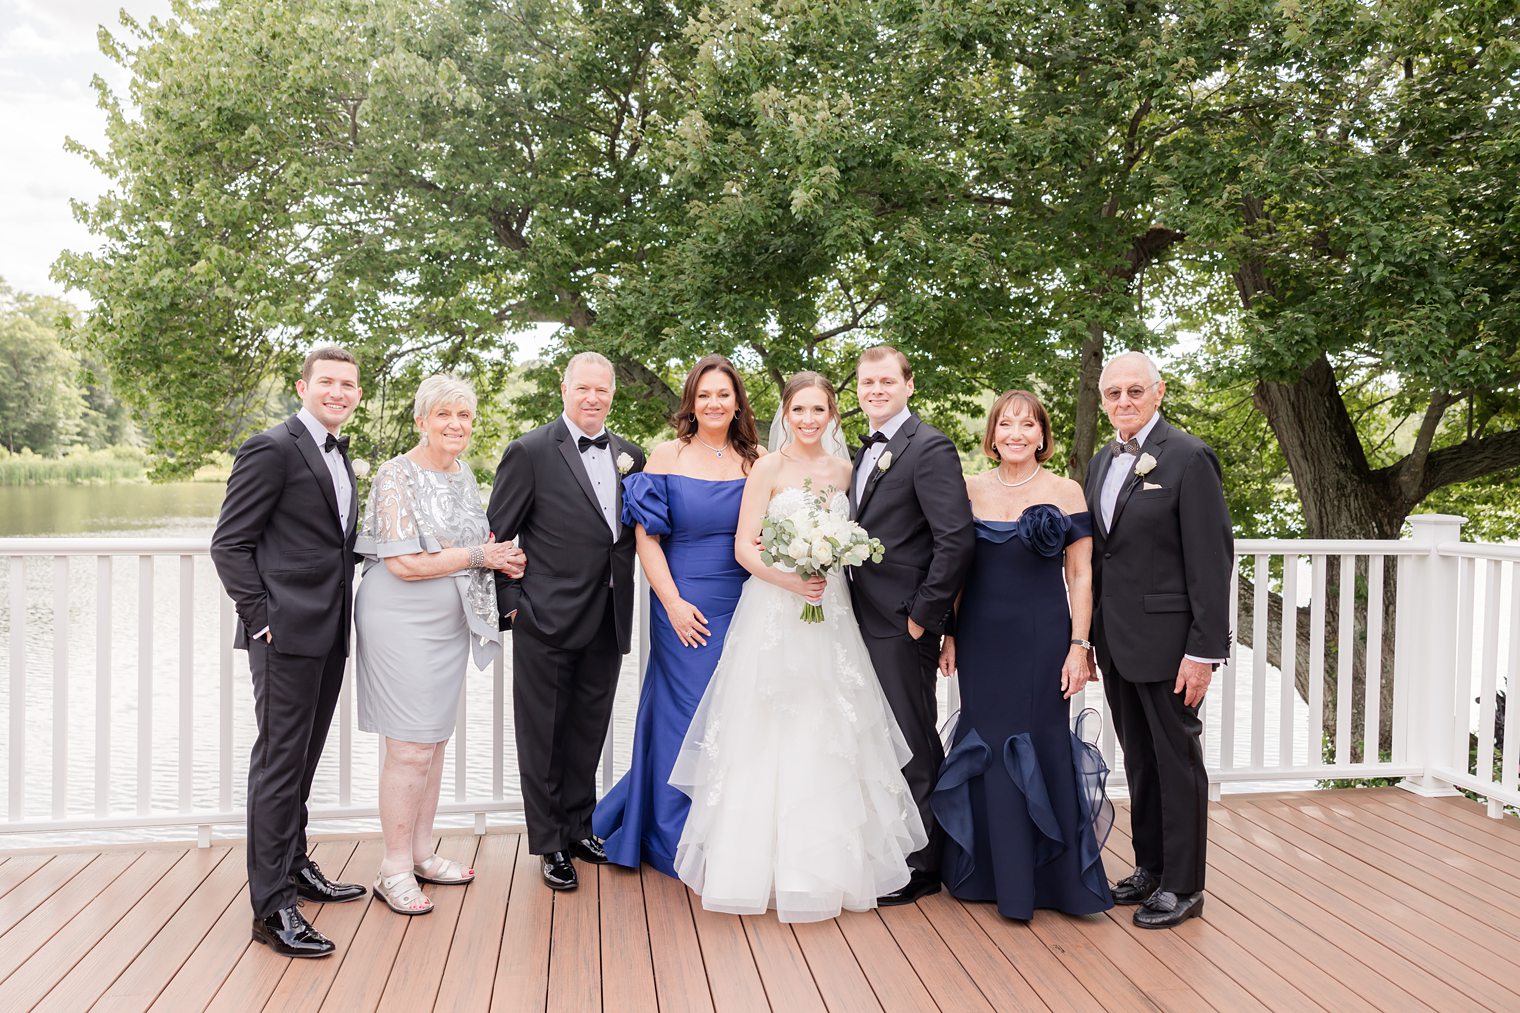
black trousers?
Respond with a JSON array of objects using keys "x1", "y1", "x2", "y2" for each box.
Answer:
[
  {"x1": 512, "y1": 596, "x2": 621, "y2": 855},
  {"x1": 245, "y1": 636, "x2": 346, "y2": 918},
  {"x1": 861, "y1": 630, "x2": 945, "y2": 877},
  {"x1": 1104, "y1": 670, "x2": 1209, "y2": 894}
]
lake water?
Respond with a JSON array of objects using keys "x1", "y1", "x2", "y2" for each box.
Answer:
[{"x1": 1, "y1": 481, "x2": 1310, "y2": 852}]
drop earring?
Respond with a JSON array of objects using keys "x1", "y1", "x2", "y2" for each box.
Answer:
[{"x1": 420, "y1": 431, "x2": 430, "y2": 447}]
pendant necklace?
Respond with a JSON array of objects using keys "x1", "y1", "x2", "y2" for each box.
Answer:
[
  {"x1": 994, "y1": 462, "x2": 1041, "y2": 488},
  {"x1": 694, "y1": 434, "x2": 728, "y2": 458}
]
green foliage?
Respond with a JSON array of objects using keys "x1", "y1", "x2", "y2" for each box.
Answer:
[{"x1": 0, "y1": 445, "x2": 149, "y2": 486}]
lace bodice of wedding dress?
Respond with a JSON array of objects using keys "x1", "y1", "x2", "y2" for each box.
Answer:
[{"x1": 765, "y1": 485, "x2": 850, "y2": 523}]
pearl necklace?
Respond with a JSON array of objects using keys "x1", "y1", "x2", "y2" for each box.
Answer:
[
  {"x1": 693, "y1": 434, "x2": 729, "y2": 458},
  {"x1": 993, "y1": 462, "x2": 1041, "y2": 488}
]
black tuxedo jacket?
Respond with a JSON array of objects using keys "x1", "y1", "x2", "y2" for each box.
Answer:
[
  {"x1": 1085, "y1": 415, "x2": 1233, "y2": 683},
  {"x1": 487, "y1": 420, "x2": 646, "y2": 653},
  {"x1": 848, "y1": 413, "x2": 974, "y2": 639},
  {"x1": 210, "y1": 415, "x2": 359, "y2": 659}
]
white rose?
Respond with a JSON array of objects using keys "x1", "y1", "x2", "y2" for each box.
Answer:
[
  {"x1": 877, "y1": 450, "x2": 893, "y2": 472},
  {"x1": 845, "y1": 544, "x2": 870, "y2": 566},
  {"x1": 1135, "y1": 452, "x2": 1158, "y2": 477},
  {"x1": 351, "y1": 458, "x2": 371, "y2": 478},
  {"x1": 811, "y1": 539, "x2": 834, "y2": 566},
  {"x1": 616, "y1": 451, "x2": 635, "y2": 474},
  {"x1": 786, "y1": 537, "x2": 810, "y2": 560}
]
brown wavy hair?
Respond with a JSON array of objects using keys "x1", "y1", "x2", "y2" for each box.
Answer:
[
  {"x1": 983, "y1": 389, "x2": 1055, "y2": 463},
  {"x1": 673, "y1": 355, "x2": 762, "y2": 471}
]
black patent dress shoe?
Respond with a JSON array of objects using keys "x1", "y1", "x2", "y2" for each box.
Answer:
[
  {"x1": 1133, "y1": 890, "x2": 1204, "y2": 929},
  {"x1": 1111, "y1": 866, "x2": 1161, "y2": 906},
  {"x1": 251, "y1": 905, "x2": 336, "y2": 958},
  {"x1": 292, "y1": 861, "x2": 367, "y2": 903},
  {"x1": 569, "y1": 836, "x2": 608, "y2": 864},
  {"x1": 878, "y1": 872, "x2": 942, "y2": 907},
  {"x1": 542, "y1": 851, "x2": 578, "y2": 890}
]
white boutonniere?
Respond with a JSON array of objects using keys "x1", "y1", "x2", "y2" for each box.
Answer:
[
  {"x1": 1134, "y1": 452, "x2": 1158, "y2": 477},
  {"x1": 877, "y1": 451, "x2": 893, "y2": 473},
  {"x1": 351, "y1": 458, "x2": 371, "y2": 479},
  {"x1": 616, "y1": 451, "x2": 634, "y2": 475}
]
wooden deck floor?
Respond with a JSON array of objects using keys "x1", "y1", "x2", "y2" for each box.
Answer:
[{"x1": 2, "y1": 787, "x2": 1518, "y2": 1011}]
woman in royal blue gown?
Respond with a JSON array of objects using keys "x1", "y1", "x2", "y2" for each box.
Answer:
[
  {"x1": 932, "y1": 389, "x2": 1115, "y2": 920},
  {"x1": 593, "y1": 355, "x2": 762, "y2": 876}
]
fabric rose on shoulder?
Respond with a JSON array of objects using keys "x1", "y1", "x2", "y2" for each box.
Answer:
[{"x1": 1016, "y1": 503, "x2": 1072, "y2": 557}]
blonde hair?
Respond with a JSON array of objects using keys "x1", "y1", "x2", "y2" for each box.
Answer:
[{"x1": 562, "y1": 351, "x2": 616, "y2": 388}]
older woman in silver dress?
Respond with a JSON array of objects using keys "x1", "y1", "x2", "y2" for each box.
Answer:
[{"x1": 355, "y1": 374, "x2": 525, "y2": 915}]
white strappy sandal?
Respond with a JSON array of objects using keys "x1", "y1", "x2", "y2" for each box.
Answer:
[
  {"x1": 374, "y1": 870, "x2": 434, "y2": 915},
  {"x1": 413, "y1": 853, "x2": 475, "y2": 885}
]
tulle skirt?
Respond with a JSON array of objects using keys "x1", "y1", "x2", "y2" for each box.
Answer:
[{"x1": 669, "y1": 573, "x2": 927, "y2": 922}]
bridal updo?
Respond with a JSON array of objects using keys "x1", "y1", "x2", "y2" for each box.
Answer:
[{"x1": 779, "y1": 371, "x2": 839, "y2": 419}]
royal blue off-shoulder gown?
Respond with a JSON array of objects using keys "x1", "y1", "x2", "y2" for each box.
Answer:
[
  {"x1": 593, "y1": 472, "x2": 748, "y2": 876},
  {"x1": 932, "y1": 505, "x2": 1115, "y2": 919}
]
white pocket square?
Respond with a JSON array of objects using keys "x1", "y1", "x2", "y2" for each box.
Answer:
[{"x1": 1143, "y1": 481, "x2": 1164, "y2": 490}]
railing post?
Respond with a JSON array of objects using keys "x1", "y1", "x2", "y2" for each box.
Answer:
[{"x1": 1397, "y1": 514, "x2": 1465, "y2": 799}]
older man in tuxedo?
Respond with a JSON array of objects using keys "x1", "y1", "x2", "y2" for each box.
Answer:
[
  {"x1": 1084, "y1": 351, "x2": 1232, "y2": 928},
  {"x1": 211, "y1": 345, "x2": 369, "y2": 958},
  {"x1": 489, "y1": 351, "x2": 646, "y2": 891}
]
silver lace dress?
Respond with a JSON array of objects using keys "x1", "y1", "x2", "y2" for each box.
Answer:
[{"x1": 354, "y1": 454, "x2": 500, "y2": 742}]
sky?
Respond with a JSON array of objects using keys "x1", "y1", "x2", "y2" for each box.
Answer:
[{"x1": 0, "y1": 0, "x2": 174, "y2": 300}]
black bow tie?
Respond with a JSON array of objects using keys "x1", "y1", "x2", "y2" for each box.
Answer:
[
  {"x1": 578, "y1": 433, "x2": 610, "y2": 452},
  {"x1": 859, "y1": 431, "x2": 889, "y2": 451},
  {"x1": 1111, "y1": 437, "x2": 1141, "y2": 457},
  {"x1": 323, "y1": 433, "x2": 350, "y2": 456}
]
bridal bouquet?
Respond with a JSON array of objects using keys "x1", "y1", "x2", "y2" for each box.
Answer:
[{"x1": 759, "y1": 480, "x2": 884, "y2": 623}]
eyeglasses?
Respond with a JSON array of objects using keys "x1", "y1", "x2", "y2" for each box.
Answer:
[{"x1": 1101, "y1": 382, "x2": 1158, "y2": 404}]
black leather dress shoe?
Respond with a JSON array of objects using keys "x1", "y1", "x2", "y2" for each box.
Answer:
[
  {"x1": 292, "y1": 861, "x2": 367, "y2": 903},
  {"x1": 1133, "y1": 890, "x2": 1204, "y2": 929},
  {"x1": 878, "y1": 872, "x2": 942, "y2": 907},
  {"x1": 1111, "y1": 866, "x2": 1160, "y2": 906},
  {"x1": 569, "y1": 836, "x2": 608, "y2": 864},
  {"x1": 251, "y1": 905, "x2": 336, "y2": 957},
  {"x1": 542, "y1": 851, "x2": 578, "y2": 890}
]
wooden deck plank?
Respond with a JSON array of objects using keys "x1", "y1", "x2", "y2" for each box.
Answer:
[
  {"x1": 547, "y1": 858, "x2": 601, "y2": 1013},
  {"x1": 0, "y1": 854, "x2": 50, "y2": 901},
  {"x1": 1240, "y1": 798, "x2": 1520, "y2": 954},
  {"x1": 1352, "y1": 793, "x2": 1520, "y2": 873},
  {"x1": 0, "y1": 851, "x2": 95, "y2": 938},
  {"x1": 188, "y1": 833, "x2": 354, "y2": 1009},
  {"x1": 0, "y1": 849, "x2": 138, "y2": 985},
  {"x1": 262, "y1": 839, "x2": 377, "y2": 1012},
  {"x1": 687, "y1": 896, "x2": 769, "y2": 1012},
  {"x1": 1101, "y1": 827, "x2": 1325, "y2": 1013},
  {"x1": 435, "y1": 833, "x2": 517, "y2": 1013},
  {"x1": 912, "y1": 892, "x2": 1050, "y2": 1011},
  {"x1": 94, "y1": 844, "x2": 249, "y2": 1012},
  {"x1": 790, "y1": 918, "x2": 884, "y2": 1013},
  {"x1": 375, "y1": 835, "x2": 480, "y2": 1011},
  {"x1": 1027, "y1": 901, "x2": 1210, "y2": 1013},
  {"x1": 743, "y1": 915, "x2": 826, "y2": 1013},
  {"x1": 639, "y1": 865, "x2": 714, "y2": 1013},
  {"x1": 834, "y1": 907, "x2": 939, "y2": 1013},
  {"x1": 1216, "y1": 805, "x2": 1520, "y2": 1009},
  {"x1": 313, "y1": 842, "x2": 420, "y2": 1011},
  {"x1": 490, "y1": 837, "x2": 551, "y2": 1013},
  {"x1": 957, "y1": 903, "x2": 1107, "y2": 1013},
  {"x1": 1205, "y1": 816, "x2": 1474, "y2": 1010},
  {"x1": 876, "y1": 902, "x2": 995, "y2": 1012},
  {"x1": 29, "y1": 846, "x2": 228, "y2": 1012},
  {"x1": 598, "y1": 864, "x2": 658, "y2": 1013}
]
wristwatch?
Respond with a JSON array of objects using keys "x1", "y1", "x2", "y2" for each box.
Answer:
[{"x1": 1070, "y1": 638, "x2": 1095, "y2": 650}]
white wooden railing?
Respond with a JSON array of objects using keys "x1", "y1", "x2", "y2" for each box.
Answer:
[{"x1": 0, "y1": 514, "x2": 1513, "y2": 846}]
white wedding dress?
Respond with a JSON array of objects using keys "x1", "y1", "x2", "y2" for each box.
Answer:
[{"x1": 669, "y1": 487, "x2": 928, "y2": 922}]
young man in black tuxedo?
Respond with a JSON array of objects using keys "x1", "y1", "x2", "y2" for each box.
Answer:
[
  {"x1": 1084, "y1": 351, "x2": 1233, "y2": 928},
  {"x1": 210, "y1": 346, "x2": 369, "y2": 959},
  {"x1": 488, "y1": 352, "x2": 646, "y2": 891},
  {"x1": 848, "y1": 346, "x2": 975, "y2": 905}
]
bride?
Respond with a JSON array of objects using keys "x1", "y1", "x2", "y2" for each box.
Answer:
[{"x1": 669, "y1": 370, "x2": 927, "y2": 922}]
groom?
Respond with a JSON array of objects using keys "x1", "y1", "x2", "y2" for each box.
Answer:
[
  {"x1": 488, "y1": 351, "x2": 646, "y2": 891},
  {"x1": 849, "y1": 346, "x2": 974, "y2": 904}
]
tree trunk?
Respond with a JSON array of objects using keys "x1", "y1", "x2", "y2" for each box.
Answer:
[{"x1": 1067, "y1": 323, "x2": 1105, "y2": 480}]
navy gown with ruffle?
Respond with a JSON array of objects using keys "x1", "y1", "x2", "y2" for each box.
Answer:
[
  {"x1": 593, "y1": 472, "x2": 748, "y2": 877},
  {"x1": 932, "y1": 505, "x2": 1115, "y2": 920}
]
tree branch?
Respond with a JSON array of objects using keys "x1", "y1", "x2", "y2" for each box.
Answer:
[{"x1": 1410, "y1": 429, "x2": 1520, "y2": 497}]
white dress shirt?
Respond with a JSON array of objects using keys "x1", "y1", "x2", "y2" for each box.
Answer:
[
  {"x1": 855, "y1": 405, "x2": 911, "y2": 504},
  {"x1": 563, "y1": 415, "x2": 618, "y2": 537},
  {"x1": 1099, "y1": 412, "x2": 1223, "y2": 666}
]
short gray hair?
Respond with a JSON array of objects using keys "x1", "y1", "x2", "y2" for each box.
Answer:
[
  {"x1": 1100, "y1": 350, "x2": 1162, "y2": 386},
  {"x1": 413, "y1": 373, "x2": 477, "y2": 419},
  {"x1": 562, "y1": 351, "x2": 616, "y2": 388}
]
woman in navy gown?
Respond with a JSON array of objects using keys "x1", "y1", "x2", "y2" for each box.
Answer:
[
  {"x1": 593, "y1": 355, "x2": 761, "y2": 876},
  {"x1": 933, "y1": 389, "x2": 1114, "y2": 920}
]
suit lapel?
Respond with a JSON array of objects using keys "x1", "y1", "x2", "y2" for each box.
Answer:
[
  {"x1": 608, "y1": 432, "x2": 632, "y2": 539},
  {"x1": 288, "y1": 417, "x2": 342, "y2": 529},
  {"x1": 344, "y1": 457, "x2": 359, "y2": 539},
  {"x1": 857, "y1": 414, "x2": 917, "y2": 517},
  {"x1": 848, "y1": 443, "x2": 866, "y2": 516},
  {"x1": 556, "y1": 423, "x2": 612, "y2": 539},
  {"x1": 1108, "y1": 418, "x2": 1171, "y2": 534},
  {"x1": 1086, "y1": 451, "x2": 1109, "y2": 538}
]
